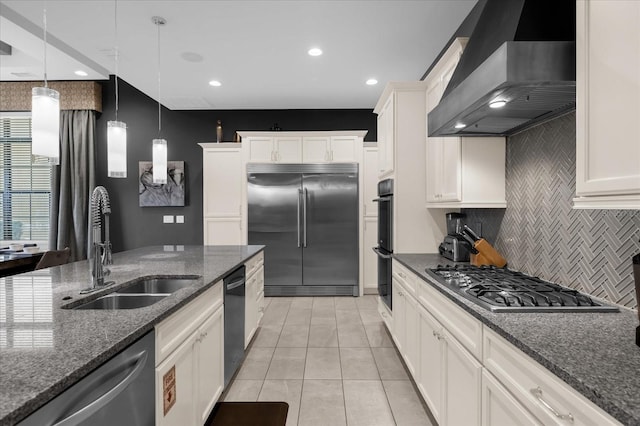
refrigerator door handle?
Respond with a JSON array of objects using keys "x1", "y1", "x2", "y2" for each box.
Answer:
[
  {"x1": 303, "y1": 188, "x2": 308, "y2": 247},
  {"x1": 297, "y1": 188, "x2": 302, "y2": 248}
]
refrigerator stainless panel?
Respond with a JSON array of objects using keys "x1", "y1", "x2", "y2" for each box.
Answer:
[
  {"x1": 247, "y1": 173, "x2": 303, "y2": 286},
  {"x1": 302, "y1": 173, "x2": 359, "y2": 286}
]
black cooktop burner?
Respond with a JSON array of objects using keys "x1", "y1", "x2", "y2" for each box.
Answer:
[{"x1": 426, "y1": 264, "x2": 618, "y2": 312}]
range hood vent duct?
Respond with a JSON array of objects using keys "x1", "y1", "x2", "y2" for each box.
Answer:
[{"x1": 428, "y1": 0, "x2": 576, "y2": 137}]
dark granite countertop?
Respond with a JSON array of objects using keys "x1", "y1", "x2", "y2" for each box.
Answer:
[
  {"x1": 0, "y1": 245, "x2": 264, "y2": 426},
  {"x1": 394, "y1": 253, "x2": 640, "y2": 426}
]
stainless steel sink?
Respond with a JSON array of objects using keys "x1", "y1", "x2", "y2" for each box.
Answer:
[
  {"x1": 73, "y1": 293, "x2": 169, "y2": 310},
  {"x1": 117, "y1": 277, "x2": 199, "y2": 294}
]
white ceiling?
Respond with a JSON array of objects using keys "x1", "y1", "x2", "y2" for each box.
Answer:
[{"x1": 0, "y1": 0, "x2": 477, "y2": 110}]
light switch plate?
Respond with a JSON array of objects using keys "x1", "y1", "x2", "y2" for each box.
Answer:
[
  {"x1": 176, "y1": 215, "x2": 184, "y2": 224},
  {"x1": 163, "y1": 215, "x2": 174, "y2": 224}
]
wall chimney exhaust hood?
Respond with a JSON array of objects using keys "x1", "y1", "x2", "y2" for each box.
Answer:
[{"x1": 428, "y1": 0, "x2": 576, "y2": 137}]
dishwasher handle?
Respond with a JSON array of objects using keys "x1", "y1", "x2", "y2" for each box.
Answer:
[
  {"x1": 52, "y1": 350, "x2": 149, "y2": 426},
  {"x1": 226, "y1": 278, "x2": 245, "y2": 291}
]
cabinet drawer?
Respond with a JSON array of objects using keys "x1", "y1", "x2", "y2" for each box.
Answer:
[
  {"x1": 246, "y1": 252, "x2": 264, "y2": 278},
  {"x1": 378, "y1": 296, "x2": 393, "y2": 331},
  {"x1": 156, "y1": 282, "x2": 223, "y2": 365},
  {"x1": 483, "y1": 327, "x2": 621, "y2": 426},
  {"x1": 392, "y1": 261, "x2": 417, "y2": 296},
  {"x1": 417, "y1": 278, "x2": 483, "y2": 360}
]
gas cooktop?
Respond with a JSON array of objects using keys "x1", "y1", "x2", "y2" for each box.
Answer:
[{"x1": 426, "y1": 264, "x2": 619, "y2": 313}]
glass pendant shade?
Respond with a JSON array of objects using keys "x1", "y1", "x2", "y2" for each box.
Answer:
[
  {"x1": 107, "y1": 120, "x2": 127, "y2": 177},
  {"x1": 31, "y1": 87, "x2": 60, "y2": 165},
  {"x1": 152, "y1": 138, "x2": 167, "y2": 184}
]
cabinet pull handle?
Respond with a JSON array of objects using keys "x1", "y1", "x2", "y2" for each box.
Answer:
[
  {"x1": 530, "y1": 387, "x2": 574, "y2": 423},
  {"x1": 330, "y1": 151, "x2": 334, "y2": 161},
  {"x1": 398, "y1": 272, "x2": 406, "y2": 279}
]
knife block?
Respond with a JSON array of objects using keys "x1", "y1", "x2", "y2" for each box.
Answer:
[{"x1": 471, "y1": 239, "x2": 507, "y2": 268}]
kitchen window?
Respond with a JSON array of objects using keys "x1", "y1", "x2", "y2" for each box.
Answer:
[{"x1": 0, "y1": 115, "x2": 51, "y2": 243}]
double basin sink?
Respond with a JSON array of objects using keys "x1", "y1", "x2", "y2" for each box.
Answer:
[{"x1": 70, "y1": 276, "x2": 200, "y2": 310}]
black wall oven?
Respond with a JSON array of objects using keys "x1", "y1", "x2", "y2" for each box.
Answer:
[{"x1": 373, "y1": 178, "x2": 393, "y2": 310}]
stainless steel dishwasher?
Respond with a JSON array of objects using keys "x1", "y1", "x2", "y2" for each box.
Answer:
[
  {"x1": 19, "y1": 331, "x2": 155, "y2": 426},
  {"x1": 224, "y1": 265, "x2": 245, "y2": 386}
]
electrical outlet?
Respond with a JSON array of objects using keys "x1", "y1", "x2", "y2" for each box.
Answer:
[
  {"x1": 163, "y1": 215, "x2": 174, "y2": 224},
  {"x1": 176, "y1": 215, "x2": 184, "y2": 224}
]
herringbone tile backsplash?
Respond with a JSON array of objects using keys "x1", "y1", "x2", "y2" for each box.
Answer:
[{"x1": 463, "y1": 112, "x2": 640, "y2": 309}]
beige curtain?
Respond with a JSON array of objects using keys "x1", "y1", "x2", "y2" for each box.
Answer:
[{"x1": 49, "y1": 110, "x2": 96, "y2": 261}]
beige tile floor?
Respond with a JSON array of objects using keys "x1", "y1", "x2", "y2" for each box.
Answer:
[{"x1": 222, "y1": 295, "x2": 434, "y2": 426}]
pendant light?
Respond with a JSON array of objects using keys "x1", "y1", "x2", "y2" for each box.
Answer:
[
  {"x1": 152, "y1": 16, "x2": 167, "y2": 184},
  {"x1": 31, "y1": 6, "x2": 60, "y2": 165},
  {"x1": 107, "y1": 0, "x2": 127, "y2": 178}
]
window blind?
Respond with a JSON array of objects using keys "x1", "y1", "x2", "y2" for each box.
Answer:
[{"x1": 0, "y1": 116, "x2": 51, "y2": 241}]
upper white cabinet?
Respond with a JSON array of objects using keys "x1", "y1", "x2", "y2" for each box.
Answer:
[
  {"x1": 247, "y1": 136, "x2": 302, "y2": 163},
  {"x1": 425, "y1": 38, "x2": 506, "y2": 208},
  {"x1": 240, "y1": 131, "x2": 366, "y2": 164},
  {"x1": 574, "y1": 0, "x2": 640, "y2": 209},
  {"x1": 362, "y1": 144, "x2": 379, "y2": 295},
  {"x1": 303, "y1": 136, "x2": 360, "y2": 163},
  {"x1": 200, "y1": 144, "x2": 245, "y2": 245},
  {"x1": 376, "y1": 94, "x2": 395, "y2": 177}
]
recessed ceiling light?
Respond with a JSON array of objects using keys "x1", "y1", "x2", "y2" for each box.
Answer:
[
  {"x1": 489, "y1": 99, "x2": 507, "y2": 108},
  {"x1": 454, "y1": 123, "x2": 466, "y2": 129},
  {"x1": 209, "y1": 80, "x2": 221, "y2": 87},
  {"x1": 366, "y1": 79, "x2": 378, "y2": 86},
  {"x1": 308, "y1": 48, "x2": 323, "y2": 57},
  {"x1": 75, "y1": 70, "x2": 88, "y2": 77}
]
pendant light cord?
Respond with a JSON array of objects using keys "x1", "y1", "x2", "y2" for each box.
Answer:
[
  {"x1": 114, "y1": 0, "x2": 119, "y2": 122},
  {"x1": 42, "y1": 5, "x2": 48, "y2": 88},
  {"x1": 157, "y1": 19, "x2": 161, "y2": 138}
]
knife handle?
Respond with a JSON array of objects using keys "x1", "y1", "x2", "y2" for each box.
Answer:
[{"x1": 463, "y1": 224, "x2": 481, "y2": 241}]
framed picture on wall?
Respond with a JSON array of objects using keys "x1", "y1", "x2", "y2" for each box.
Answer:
[{"x1": 139, "y1": 161, "x2": 186, "y2": 207}]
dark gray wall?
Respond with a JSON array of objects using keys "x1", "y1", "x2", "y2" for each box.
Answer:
[
  {"x1": 96, "y1": 76, "x2": 376, "y2": 252},
  {"x1": 463, "y1": 113, "x2": 640, "y2": 309}
]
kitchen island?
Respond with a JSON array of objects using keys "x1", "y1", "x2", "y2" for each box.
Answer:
[
  {"x1": 0, "y1": 245, "x2": 264, "y2": 426},
  {"x1": 393, "y1": 253, "x2": 640, "y2": 426}
]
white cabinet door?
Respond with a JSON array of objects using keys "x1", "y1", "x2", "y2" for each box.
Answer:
[
  {"x1": 203, "y1": 148, "x2": 243, "y2": 217},
  {"x1": 248, "y1": 137, "x2": 275, "y2": 162},
  {"x1": 440, "y1": 138, "x2": 462, "y2": 202},
  {"x1": 204, "y1": 218, "x2": 243, "y2": 245},
  {"x1": 156, "y1": 333, "x2": 196, "y2": 426},
  {"x1": 245, "y1": 271, "x2": 258, "y2": 348},
  {"x1": 196, "y1": 306, "x2": 224, "y2": 424},
  {"x1": 303, "y1": 137, "x2": 331, "y2": 163},
  {"x1": 481, "y1": 370, "x2": 541, "y2": 426},
  {"x1": 391, "y1": 277, "x2": 405, "y2": 352},
  {"x1": 363, "y1": 217, "x2": 378, "y2": 293},
  {"x1": 403, "y1": 290, "x2": 420, "y2": 378},
  {"x1": 444, "y1": 328, "x2": 482, "y2": 426},
  {"x1": 330, "y1": 136, "x2": 359, "y2": 162},
  {"x1": 363, "y1": 147, "x2": 379, "y2": 217},
  {"x1": 377, "y1": 94, "x2": 394, "y2": 177},
  {"x1": 418, "y1": 304, "x2": 443, "y2": 424},
  {"x1": 575, "y1": 0, "x2": 640, "y2": 208},
  {"x1": 274, "y1": 137, "x2": 302, "y2": 162}
]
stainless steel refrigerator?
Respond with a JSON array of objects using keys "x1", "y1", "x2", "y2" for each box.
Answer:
[{"x1": 247, "y1": 163, "x2": 359, "y2": 296}]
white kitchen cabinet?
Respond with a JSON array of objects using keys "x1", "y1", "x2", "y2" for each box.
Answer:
[
  {"x1": 481, "y1": 369, "x2": 542, "y2": 426},
  {"x1": 418, "y1": 304, "x2": 444, "y2": 424},
  {"x1": 483, "y1": 327, "x2": 622, "y2": 426},
  {"x1": 363, "y1": 217, "x2": 378, "y2": 294},
  {"x1": 155, "y1": 283, "x2": 224, "y2": 425},
  {"x1": 245, "y1": 251, "x2": 264, "y2": 348},
  {"x1": 156, "y1": 331, "x2": 196, "y2": 426},
  {"x1": 200, "y1": 144, "x2": 244, "y2": 245},
  {"x1": 574, "y1": 0, "x2": 640, "y2": 209},
  {"x1": 363, "y1": 146, "x2": 379, "y2": 217},
  {"x1": 246, "y1": 136, "x2": 302, "y2": 163},
  {"x1": 391, "y1": 277, "x2": 405, "y2": 354},
  {"x1": 204, "y1": 218, "x2": 243, "y2": 246},
  {"x1": 424, "y1": 38, "x2": 506, "y2": 208},
  {"x1": 302, "y1": 136, "x2": 360, "y2": 163},
  {"x1": 376, "y1": 94, "x2": 395, "y2": 178},
  {"x1": 196, "y1": 306, "x2": 224, "y2": 424},
  {"x1": 444, "y1": 327, "x2": 482, "y2": 426}
]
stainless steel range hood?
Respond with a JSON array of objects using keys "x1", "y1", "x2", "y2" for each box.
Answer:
[{"x1": 428, "y1": 0, "x2": 576, "y2": 137}]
